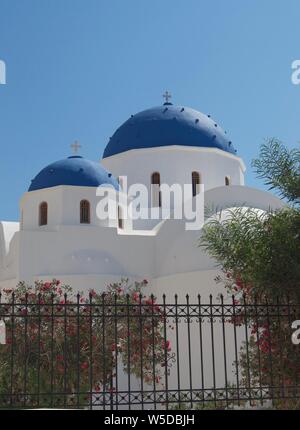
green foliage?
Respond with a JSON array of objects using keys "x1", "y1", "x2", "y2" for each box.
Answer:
[
  {"x1": 200, "y1": 140, "x2": 300, "y2": 408},
  {"x1": 201, "y1": 139, "x2": 300, "y2": 298},
  {"x1": 201, "y1": 207, "x2": 300, "y2": 298},
  {"x1": 252, "y1": 138, "x2": 300, "y2": 205}
]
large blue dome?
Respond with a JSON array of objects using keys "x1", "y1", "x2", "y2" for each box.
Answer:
[
  {"x1": 28, "y1": 156, "x2": 119, "y2": 192},
  {"x1": 103, "y1": 104, "x2": 236, "y2": 158}
]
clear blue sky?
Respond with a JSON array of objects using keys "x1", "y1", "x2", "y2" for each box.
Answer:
[{"x1": 0, "y1": 0, "x2": 299, "y2": 221}]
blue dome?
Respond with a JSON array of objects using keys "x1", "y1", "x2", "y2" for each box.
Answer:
[
  {"x1": 103, "y1": 104, "x2": 236, "y2": 158},
  {"x1": 28, "y1": 156, "x2": 119, "y2": 192}
]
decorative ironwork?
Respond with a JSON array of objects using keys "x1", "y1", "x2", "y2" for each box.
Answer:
[{"x1": 0, "y1": 292, "x2": 299, "y2": 409}]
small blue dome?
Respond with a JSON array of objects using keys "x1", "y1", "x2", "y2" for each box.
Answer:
[
  {"x1": 28, "y1": 156, "x2": 119, "y2": 192},
  {"x1": 103, "y1": 104, "x2": 236, "y2": 158}
]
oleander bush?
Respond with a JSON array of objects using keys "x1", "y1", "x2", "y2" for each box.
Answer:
[{"x1": 0, "y1": 278, "x2": 172, "y2": 408}]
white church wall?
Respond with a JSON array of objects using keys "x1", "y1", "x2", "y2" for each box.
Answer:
[
  {"x1": 21, "y1": 187, "x2": 64, "y2": 230},
  {"x1": 0, "y1": 222, "x2": 20, "y2": 258},
  {"x1": 0, "y1": 278, "x2": 18, "y2": 290},
  {"x1": 204, "y1": 185, "x2": 286, "y2": 213},
  {"x1": 60, "y1": 186, "x2": 123, "y2": 228},
  {"x1": 21, "y1": 185, "x2": 133, "y2": 232},
  {"x1": 14, "y1": 185, "x2": 286, "y2": 292},
  {"x1": 0, "y1": 222, "x2": 20, "y2": 286},
  {"x1": 102, "y1": 146, "x2": 246, "y2": 209},
  {"x1": 17, "y1": 225, "x2": 156, "y2": 288},
  {"x1": 1, "y1": 184, "x2": 286, "y2": 300},
  {"x1": 151, "y1": 186, "x2": 285, "y2": 280}
]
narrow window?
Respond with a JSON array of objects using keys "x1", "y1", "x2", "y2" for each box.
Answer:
[
  {"x1": 39, "y1": 202, "x2": 48, "y2": 226},
  {"x1": 192, "y1": 171, "x2": 201, "y2": 197},
  {"x1": 118, "y1": 206, "x2": 123, "y2": 229},
  {"x1": 225, "y1": 176, "x2": 230, "y2": 186},
  {"x1": 80, "y1": 200, "x2": 90, "y2": 224},
  {"x1": 151, "y1": 172, "x2": 161, "y2": 207}
]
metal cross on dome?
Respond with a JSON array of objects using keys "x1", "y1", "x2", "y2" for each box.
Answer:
[
  {"x1": 163, "y1": 90, "x2": 172, "y2": 104},
  {"x1": 71, "y1": 140, "x2": 82, "y2": 155}
]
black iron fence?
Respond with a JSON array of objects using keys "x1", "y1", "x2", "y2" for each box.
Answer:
[{"x1": 0, "y1": 292, "x2": 300, "y2": 410}]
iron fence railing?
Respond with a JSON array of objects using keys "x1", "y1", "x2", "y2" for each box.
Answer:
[{"x1": 0, "y1": 292, "x2": 299, "y2": 409}]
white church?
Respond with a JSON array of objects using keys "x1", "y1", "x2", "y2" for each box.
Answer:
[{"x1": 0, "y1": 95, "x2": 285, "y2": 299}]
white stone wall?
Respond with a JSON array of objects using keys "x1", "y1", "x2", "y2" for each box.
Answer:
[
  {"x1": 0, "y1": 185, "x2": 285, "y2": 292},
  {"x1": 102, "y1": 146, "x2": 246, "y2": 209}
]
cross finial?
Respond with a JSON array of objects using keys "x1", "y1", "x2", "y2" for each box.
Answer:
[
  {"x1": 162, "y1": 90, "x2": 172, "y2": 104},
  {"x1": 70, "y1": 140, "x2": 82, "y2": 155}
]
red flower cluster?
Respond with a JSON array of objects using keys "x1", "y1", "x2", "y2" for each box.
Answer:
[{"x1": 0, "y1": 277, "x2": 173, "y2": 404}]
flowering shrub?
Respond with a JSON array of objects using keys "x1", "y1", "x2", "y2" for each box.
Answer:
[
  {"x1": 217, "y1": 270, "x2": 300, "y2": 407},
  {"x1": 200, "y1": 140, "x2": 300, "y2": 408},
  {"x1": 0, "y1": 279, "x2": 173, "y2": 408}
]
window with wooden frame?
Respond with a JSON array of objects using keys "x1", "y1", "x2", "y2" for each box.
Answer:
[
  {"x1": 80, "y1": 200, "x2": 91, "y2": 224},
  {"x1": 192, "y1": 171, "x2": 201, "y2": 197},
  {"x1": 39, "y1": 202, "x2": 48, "y2": 226},
  {"x1": 151, "y1": 172, "x2": 161, "y2": 207}
]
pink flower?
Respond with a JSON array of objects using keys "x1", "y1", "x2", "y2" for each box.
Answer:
[
  {"x1": 145, "y1": 297, "x2": 155, "y2": 305},
  {"x1": 133, "y1": 292, "x2": 140, "y2": 302},
  {"x1": 90, "y1": 289, "x2": 97, "y2": 298},
  {"x1": 95, "y1": 384, "x2": 101, "y2": 393},
  {"x1": 162, "y1": 340, "x2": 171, "y2": 352},
  {"x1": 235, "y1": 277, "x2": 243, "y2": 289},
  {"x1": 43, "y1": 282, "x2": 51, "y2": 290}
]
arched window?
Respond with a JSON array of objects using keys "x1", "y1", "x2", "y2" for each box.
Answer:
[
  {"x1": 225, "y1": 176, "x2": 230, "y2": 186},
  {"x1": 192, "y1": 171, "x2": 201, "y2": 197},
  {"x1": 39, "y1": 202, "x2": 48, "y2": 226},
  {"x1": 118, "y1": 206, "x2": 124, "y2": 229},
  {"x1": 151, "y1": 172, "x2": 161, "y2": 207},
  {"x1": 80, "y1": 200, "x2": 90, "y2": 224}
]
